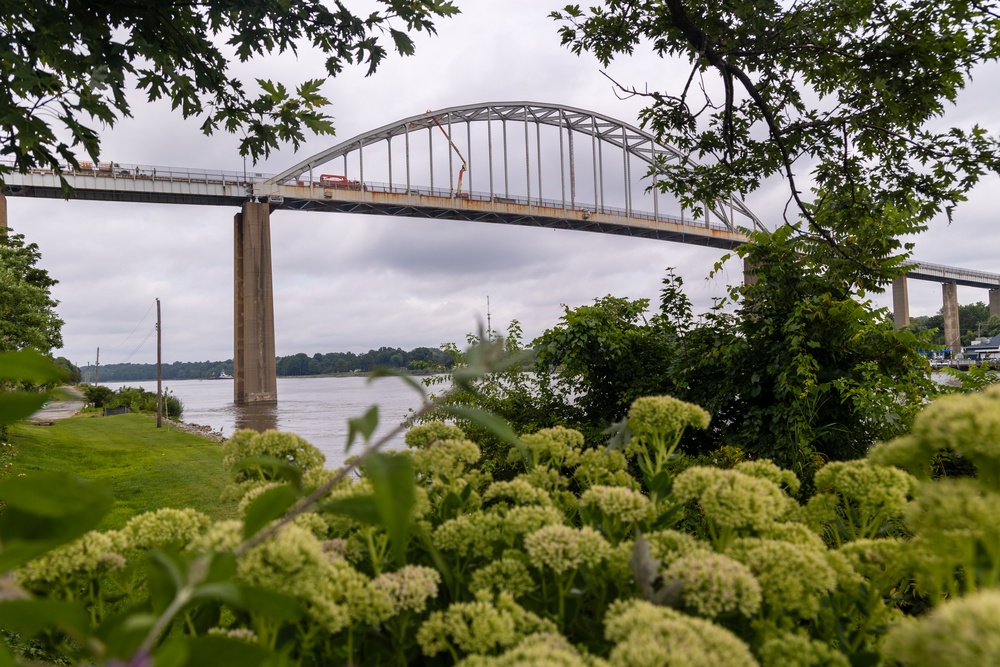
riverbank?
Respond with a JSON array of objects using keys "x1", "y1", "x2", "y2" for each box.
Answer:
[
  {"x1": 3, "y1": 412, "x2": 239, "y2": 529},
  {"x1": 24, "y1": 385, "x2": 86, "y2": 423}
]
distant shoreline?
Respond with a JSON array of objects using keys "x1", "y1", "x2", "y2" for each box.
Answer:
[{"x1": 95, "y1": 370, "x2": 444, "y2": 383}]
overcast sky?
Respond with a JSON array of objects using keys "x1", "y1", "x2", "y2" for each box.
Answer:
[{"x1": 9, "y1": 1, "x2": 1000, "y2": 368}]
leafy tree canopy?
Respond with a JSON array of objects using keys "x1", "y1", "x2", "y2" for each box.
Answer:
[
  {"x1": 552, "y1": 0, "x2": 1000, "y2": 259},
  {"x1": 0, "y1": 230, "x2": 63, "y2": 353},
  {"x1": 0, "y1": 0, "x2": 459, "y2": 179},
  {"x1": 451, "y1": 246, "x2": 937, "y2": 477}
]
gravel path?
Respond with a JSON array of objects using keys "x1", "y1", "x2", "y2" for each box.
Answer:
[{"x1": 26, "y1": 386, "x2": 86, "y2": 423}]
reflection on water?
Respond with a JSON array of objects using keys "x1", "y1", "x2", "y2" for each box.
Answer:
[
  {"x1": 109, "y1": 376, "x2": 427, "y2": 469},
  {"x1": 234, "y1": 402, "x2": 278, "y2": 433}
]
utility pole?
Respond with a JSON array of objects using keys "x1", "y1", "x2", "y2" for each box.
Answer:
[
  {"x1": 486, "y1": 295, "x2": 492, "y2": 341},
  {"x1": 156, "y1": 298, "x2": 163, "y2": 428},
  {"x1": 95, "y1": 347, "x2": 100, "y2": 385}
]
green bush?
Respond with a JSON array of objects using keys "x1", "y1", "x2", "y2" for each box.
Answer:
[
  {"x1": 98, "y1": 385, "x2": 183, "y2": 419},
  {"x1": 80, "y1": 384, "x2": 113, "y2": 408},
  {"x1": 5, "y1": 374, "x2": 1000, "y2": 665}
]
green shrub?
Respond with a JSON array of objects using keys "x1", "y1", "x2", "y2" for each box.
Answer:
[{"x1": 6, "y1": 387, "x2": 1000, "y2": 666}]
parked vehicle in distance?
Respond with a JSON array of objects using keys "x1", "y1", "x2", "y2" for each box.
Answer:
[
  {"x1": 78, "y1": 161, "x2": 130, "y2": 176},
  {"x1": 319, "y1": 174, "x2": 361, "y2": 190}
]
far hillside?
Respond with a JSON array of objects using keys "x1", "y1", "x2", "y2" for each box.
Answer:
[{"x1": 92, "y1": 346, "x2": 455, "y2": 382}]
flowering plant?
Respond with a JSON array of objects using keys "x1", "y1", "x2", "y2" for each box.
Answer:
[{"x1": 2, "y1": 349, "x2": 1000, "y2": 666}]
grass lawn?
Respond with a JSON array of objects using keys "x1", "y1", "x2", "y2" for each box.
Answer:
[{"x1": 3, "y1": 412, "x2": 239, "y2": 530}]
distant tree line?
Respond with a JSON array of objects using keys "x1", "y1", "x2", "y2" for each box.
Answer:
[
  {"x1": 904, "y1": 301, "x2": 1000, "y2": 348},
  {"x1": 89, "y1": 346, "x2": 454, "y2": 382}
]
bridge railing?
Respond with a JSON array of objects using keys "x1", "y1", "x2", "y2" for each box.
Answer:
[
  {"x1": 903, "y1": 260, "x2": 1000, "y2": 285},
  {"x1": 0, "y1": 159, "x2": 265, "y2": 189},
  {"x1": 1, "y1": 159, "x2": 743, "y2": 234}
]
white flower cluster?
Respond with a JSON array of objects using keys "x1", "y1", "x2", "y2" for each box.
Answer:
[
  {"x1": 405, "y1": 421, "x2": 466, "y2": 449},
  {"x1": 813, "y1": 460, "x2": 916, "y2": 518},
  {"x1": 523, "y1": 525, "x2": 610, "y2": 575},
  {"x1": 223, "y1": 429, "x2": 325, "y2": 480},
  {"x1": 726, "y1": 538, "x2": 837, "y2": 619},
  {"x1": 18, "y1": 531, "x2": 125, "y2": 591},
  {"x1": 412, "y1": 438, "x2": 482, "y2": 479},
  {"x1": 579, "y1": 485, "x2": 652, "y2": 524},
  {"x1": 417, "y1": 592, "x2": 556, "y2": 658},
  {"x1": 735, "y1": 459, "x2": 800, "y2": 495},
  {"x1": 517, "y1": 426, "x2": 585, "y2": 469},
  {"x1": 469, "y1": 555, "x2": 536, "y2": 598},
  {"x1": 603, "y1": 599, "x2": 757, "y2": 667},
  {"x1": 883, "y1": 589, "x2": 1000, "y2": 667},
  {"x1": 118, "y1": 507, "x2": 211, "y2": 551},
  {"x1": 663, "y1": 552, "x2": 762, "y2": 619},
  {"x1": 674, "y1": 466, "x2": 792, "y2": 531},
  {"x1": 371, "y1": 564, "x2": 441, "y2": 614}
]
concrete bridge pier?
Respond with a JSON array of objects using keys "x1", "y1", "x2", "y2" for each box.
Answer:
[
  {"x1": 234, "y1": 201, "x2": 277, "y2": 404},
  {"x1": 991, "y1": 288, "x2": 1000, "y2": 318},
  {"x1": 942, "y1": 281, "x2": 961, "y2": 355},
  {"x1": 743, "y1": 257, "x2": 758, "y2": 286},
  {"x1": 892, "y1": 275, "x2": 909, "y2": 328}
]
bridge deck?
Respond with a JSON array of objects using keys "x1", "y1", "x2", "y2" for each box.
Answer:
[
  {"x1": 3, "y1": 163, "x2": 998, "y2": 284},
  {"x1": 1, "y1": 163, "x2": 747, "y2": 249}
]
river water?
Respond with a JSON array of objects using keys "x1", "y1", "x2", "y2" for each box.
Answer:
[{"x1": 106, "y1": 377, "x2": 430, "y2": 469}]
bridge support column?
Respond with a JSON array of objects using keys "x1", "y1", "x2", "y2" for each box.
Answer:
[
  {"x1": 892, "y1": 275, "x2": 909, "y2": 328},
  {"x1": 234, "y1": 202, "x2": 277, "y2": 404},
  {"x1": 991, "y1": 288, "x2": 1000, "y2": 318},
  {"x1": 942, "y1": 282, "x2": 961, "y2": 356},
  {"x1": 0, "y1": 193, "x2": 7, "y2": 228},
  {"x1": 743, "y1": 258, "x2": 758, "y2": 287}
]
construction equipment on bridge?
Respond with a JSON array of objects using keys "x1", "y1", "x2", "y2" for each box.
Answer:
[
  {"x1": 318, "y1": 174, "x2": 361, "y2": 189},
  {"x1": 430, "y1": 113, "x2": 468, "y2": 197}
]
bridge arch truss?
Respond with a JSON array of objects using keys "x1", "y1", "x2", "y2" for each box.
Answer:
[{"x1": 262, "y1": 102, "x2": 765, "y2": 234}]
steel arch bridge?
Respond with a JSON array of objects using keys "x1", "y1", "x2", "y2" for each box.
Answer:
[
  {"x1": 256, "y1": 101, "x2": 765, "y2": 248},
  {"x1": 5, "y1": 102, "x2": 996, "y2": 403}
]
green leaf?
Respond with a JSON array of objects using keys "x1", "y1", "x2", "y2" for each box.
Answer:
[
  {"x1": 319, "y1": 495, "x2": 381, "y2": 525},
  {"x1": 646, "y1": 470, "x2": 673, "y2": 498},
  {"x1": 439, "y1": 405, "x2": 528, "y2": 463},
  {"x1": 346, "y1": 405, "x2": 379, "y2": 452},
  {"x1": 188, "y1": 600, "x2": 222, "y2": 637},
  {"x1": 368, "y1": 368, "x2": 428, "y2": 400},
  {"x1": 147, "y1": 550, "x2": 185, "y2": 615},
  {"x1": 242, "y1": 484, "x2": 300, "y2": 540},
  {"x1": 169, "y1": 635, "x2": 278, "y2": 667},
  {"x1": 363, "y1": 453, "x2": 415, "y2": 565},
  {"x1": 851, "y1": 650, "x2": 882, "y2": 667},
  {"x1": 190, "y1": 582, "x2": 242, "y2": 609},
  {"x1": 603, "y1": 417, "x2": 631, "y2": 452},
  {"x1": 0, "y1": 349, "x2": 66, "y2": 384},
  {"x1": 234, "y1": 586, "x2": 303, "y2": 622},
  {"x1": 390, "y1": 28, "x2": 415, "y2": 56},
  {"x1": 0, "y1": 642, "x2": 15, "y2": 667},
  {"x1": 235, "y1": 456, "x2": 303, "y2": 491},
  {"x1": 0, "y1": 392, "x2": 49, "y2": 426},
  {"x1": 95, "y1": 608, "x2": 156, "y2": 660},
  {"x1": 0, "y1": 599, "x2": 89, "y2": 638},
  {"x1": 153, "y1": 637, "x2": 189, "y2": 667},
  {"x1": 0, "y1": 473, "x2": 113, "y2": 572},
  {"x1": 0, "y1": 471, "x2": 109, "y2": 517}
]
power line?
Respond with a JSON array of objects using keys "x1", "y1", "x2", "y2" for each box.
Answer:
[
  {"x1": 118, "y1": 324, "x2": 156, "y2": 365},
  {"x1": 109, "y1": 299, "x2": 156, "y2": 352}
]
